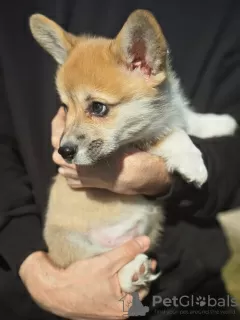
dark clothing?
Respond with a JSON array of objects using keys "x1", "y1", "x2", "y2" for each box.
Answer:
[{"x1": 0, "y1": 0, "x2": 240, "y2": 319}]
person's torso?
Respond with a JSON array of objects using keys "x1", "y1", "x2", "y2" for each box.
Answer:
[{"x1": 0, "y1": 1, "x2": 237, "y2": 319}]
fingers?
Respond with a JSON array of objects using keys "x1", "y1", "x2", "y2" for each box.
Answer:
[
  {"x1": 53, "y1": 149, "x2": 86, "y2": 189},
  {"x1": 52, "y1": 149, "x2": 75, "y2": 169},
  {"x1": 103, "y1": 237, "x2": 150, "y2": 273},
  {"x1": 57, "y1": 166, "x2": 86, "y2": 189},
  {"x1": 19, "y1": 251, "x2": 58, "y2": 287},
  {"x1": 123, "y1": 289, "x2": 149, "y2": 310},
  {"x1": 65, "y1": 178, "x2": 84, "y2": 189},
  {"x1": 52, "y1": 149, "x2": 66, "y2": 167},
  {"x1": 51, "y1": 107, "x2": 66, "y2": 149},
  {"x1": 58, "y1": 167, "x2": 79, "y2": 180},
  {"x1": 57, "y1": 166, "x2": 85, "y2": 189}
]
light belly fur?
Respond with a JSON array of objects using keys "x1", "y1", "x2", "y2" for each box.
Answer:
[{"x1": 44, "y1": 174, "x2": 164, "y2": 268}]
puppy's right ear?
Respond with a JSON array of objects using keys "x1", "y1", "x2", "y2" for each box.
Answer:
[
  {"x1": 29, "y1": 14, "x2": 76, "y2": 64},
  {"x1": 114, "y1": 10, "x2": 167, "y2": 82}
]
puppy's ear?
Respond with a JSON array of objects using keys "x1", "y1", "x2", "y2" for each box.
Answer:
[
  {"x1": 114, "y1": 10, "x2": 167, "y2": 79},
  {"x1": 29, "y1": 14, "x2": 76, "y2": 64}
]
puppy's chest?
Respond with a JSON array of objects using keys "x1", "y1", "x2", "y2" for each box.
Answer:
[
  {"x1": 46, "y1": 179, "x2": 164, "y2": 256},
  {"x1": 67, "y1": 207, "x2": 154, "y2": 250}
]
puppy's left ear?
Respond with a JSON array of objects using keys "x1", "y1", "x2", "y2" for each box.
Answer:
[
  {"x1": 29, "y1": 14, "x2": 76, "y2": 64},
  {"x1": 114, "y1": 10, "x2": 168, "y2": 80}
]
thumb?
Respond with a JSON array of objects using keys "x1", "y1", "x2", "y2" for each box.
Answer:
[
  {"x1": 51, "y1": 107, "x2": 66, "y2": 149},
  {"x1": 102, "y1": 236, "x2": 150, "y2": 273},
  {"x1": 19, "y1": 251, "x2": 58, "y2": 287}
]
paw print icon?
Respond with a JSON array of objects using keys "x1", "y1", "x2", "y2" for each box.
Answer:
[{"x1": 195, "y1": 296, "x2": 206, "y2": 307}]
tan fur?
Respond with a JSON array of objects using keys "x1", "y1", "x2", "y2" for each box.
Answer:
[
  {"x1": 45, "y1": 175, "x2": 163, "y2": 268},
  {"x1": 56, "y1": 39, "x2": 164, "y2": 128}
]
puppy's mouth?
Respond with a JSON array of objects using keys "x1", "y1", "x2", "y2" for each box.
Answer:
[
  {"x1": 72, "y1": 152, "x2": 100, "y2": 166},
  {"x1": 71, "y1": 139, "x2": 106, "y2": 166}
]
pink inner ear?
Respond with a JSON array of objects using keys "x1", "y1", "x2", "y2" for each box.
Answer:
[{"x1": 129, "y1": 39, "x2": 152, "y2": 77}]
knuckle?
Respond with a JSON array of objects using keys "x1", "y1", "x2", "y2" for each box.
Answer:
[
  {"x1": 69, "y1": 183, "x2": 82, "y2": 189},
  {"x1": 52, "y1": 151, "x2": 58, "y2": 162},
  {"x1": 114, "y1": 180, "x2": 134, "y2": 195},
  {"x1": 121, "y1": 245, "x2": 135, "y2": 258},
  {"x1": 52, "y1": 150, "x2": 63, "y2": 165},
  {"x1": 51, "y1": 117, "x2": 56, "y2": 127},
  {"x1": 51, "y1": 121, "x2": 58, "y2": 137},
  {"x1": 51, "y1": 136, "x2": 60, "y2": 149}
]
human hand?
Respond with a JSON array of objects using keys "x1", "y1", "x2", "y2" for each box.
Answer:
[
  {"x1": 52, "y1": 107, "x2": 172, "y2": 196},
  {"x1": 19, "y1": 237, "x2": 154, "y2": 320}
]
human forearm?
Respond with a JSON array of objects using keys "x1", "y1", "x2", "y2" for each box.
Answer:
[{"x1": 162, "y1": 131, "x2": 240, "y2": 219}]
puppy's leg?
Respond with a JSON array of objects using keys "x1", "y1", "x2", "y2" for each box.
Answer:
[
  {"x1": 118, "y1": 254, "x2": 160, "y2": 293},
  {"x1": 150, "y1": 129, "x2": 208, "y2": 187},
  {"x1": 185, "y1": 110, "x2": 237, "y2": 138}
]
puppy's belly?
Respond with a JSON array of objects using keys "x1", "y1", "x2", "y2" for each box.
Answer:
[
  {"x1": 89, "y1": 222, "x2": 142, "y2": 248},
  {"x1": 44, "y1": 174, "x2": 164, "y2": 268}
]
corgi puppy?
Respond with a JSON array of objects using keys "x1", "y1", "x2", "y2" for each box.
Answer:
[{"x1": 29, "y1": 10, "x2": 237, "y2": 293}]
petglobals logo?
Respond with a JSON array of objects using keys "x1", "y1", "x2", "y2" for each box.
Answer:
[{"x1": 152, "y1": 295, "x2": 239, "y2": 308}]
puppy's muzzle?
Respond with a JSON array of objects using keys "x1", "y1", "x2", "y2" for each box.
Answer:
[{"x1": 87, "y1": 139, "x2": 104, "y2": 159}]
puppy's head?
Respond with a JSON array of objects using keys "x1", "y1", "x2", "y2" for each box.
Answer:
[{"x1": 30, "y1": 10, "x2": 168, "y2": 165}]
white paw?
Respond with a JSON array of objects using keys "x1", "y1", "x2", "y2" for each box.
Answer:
[
  {"x1": 165, "y1": 149, "x2": 208, "y2": 187},
  {"x1": 217, "y1": 114, "x2": 237, "y2": 136},
  {"x1": 118, "y1": 254, "x2": 160, "y2": 293},
  {"x1": 150, "y1": 129, "x2": 208, "y2": 188}
]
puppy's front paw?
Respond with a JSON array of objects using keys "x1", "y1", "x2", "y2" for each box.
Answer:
[
  {"x1": 118, "y1": 254, "x2": 160, "y2": 293},
  {"x1": 150, "y1": 129, "x2": 208, "y2": 187},
  {"x1": 165, "y1": 149, "x2": 207, "y2": 187}
]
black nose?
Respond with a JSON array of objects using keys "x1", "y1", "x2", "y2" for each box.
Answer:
[{"x1": 58, "y1": 144, "x2": 77, "y2": 160}]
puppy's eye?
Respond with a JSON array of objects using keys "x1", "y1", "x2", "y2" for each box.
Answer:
[
  {"x1": 61, "y1": 103, "x2": 68, "y2": 113},
  {"x1": 89, "y1": 102, "x2": 108, "y2": 117}
]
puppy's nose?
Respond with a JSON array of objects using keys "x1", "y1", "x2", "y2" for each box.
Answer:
[{"x1": 58, "y1": 144, "x2": 77, "y2": 160}]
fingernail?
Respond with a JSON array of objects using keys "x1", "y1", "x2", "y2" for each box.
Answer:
[
  {"x1": 135, "y1": 236, "x2": 150, "y2": 251},
  {"x1": 58, "y1": 168, "x2": 64, "y2": 175}
]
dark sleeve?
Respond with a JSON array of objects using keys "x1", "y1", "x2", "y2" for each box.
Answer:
[
  {"x1": 162, "y1": 3, "x2": 240, "y2": 219},
  {"x1": 0, "y1": 66, "x2": 46, "y2": 275},
  {"x1": 162, "y1": 132, "x2": 240, "y2": 219},
  {"x1": 147, "y1": 3, "x2": 240, "y2": 317}
]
